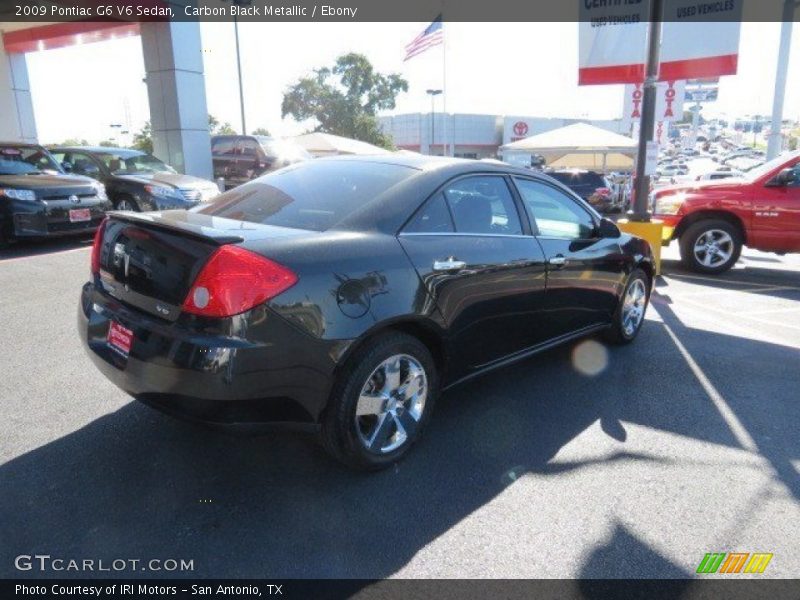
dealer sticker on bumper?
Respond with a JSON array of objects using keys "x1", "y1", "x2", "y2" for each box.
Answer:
[{"x1": 107, "y1": 321, "x2": 133, "y2": 357}]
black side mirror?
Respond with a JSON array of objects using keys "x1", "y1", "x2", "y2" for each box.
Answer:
[
  {"x1": 597, "y1": 217, "x2": 621, "y2": 239},
  {"x1": 771, "y1": 167, "x2": 796, "y2": 187}
]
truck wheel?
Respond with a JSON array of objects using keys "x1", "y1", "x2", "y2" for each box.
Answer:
[{"x1": 679, "y1": 219, "x2": 741, "y2": 274}]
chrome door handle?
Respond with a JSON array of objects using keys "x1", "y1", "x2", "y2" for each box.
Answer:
[
  {"x1": 433, "y1": 258, "x2": 467, "y2": 272},
  {"x1": 548, "y1": 255, "x2": 567, "y2": 266}
]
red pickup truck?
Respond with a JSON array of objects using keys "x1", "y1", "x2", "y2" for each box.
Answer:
[{"x1": 652, "y1": 150, "x2": 800, "y2": 273}]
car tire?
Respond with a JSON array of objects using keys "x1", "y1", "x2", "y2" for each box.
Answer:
[
  {"x1": 604, "y1": 268, "x2": 650, "y2": 345},
  {"x1": 679, "y1": 219, "x2": 742, "y2": 274},
  {"x1": 320, "y1": 332, "x2": 438, "y2": 471},
  {"x1": 114, "y1": 195, "x2": 140, "y2": 212}
]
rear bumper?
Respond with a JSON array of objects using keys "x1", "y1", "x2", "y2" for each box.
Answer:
[{"x1": 78, "y1": 282, "x2": 346, "y2": 428}]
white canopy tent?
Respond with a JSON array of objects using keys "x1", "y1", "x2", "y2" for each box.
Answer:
[
  {"x1": 500, "y1": 122, "x2": 637, "y2": 171},
  {"x1": 292, "y1": 132, "x2": 391, "y2": 157}
]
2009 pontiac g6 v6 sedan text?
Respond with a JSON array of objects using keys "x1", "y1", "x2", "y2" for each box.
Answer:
[{"x1": 79, "y1": 155, "x2": 653, "y2": 470}]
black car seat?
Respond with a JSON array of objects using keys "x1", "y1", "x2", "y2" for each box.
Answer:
[{"x1": 451, "y1": 193, "x2": 493, "y2": 234}]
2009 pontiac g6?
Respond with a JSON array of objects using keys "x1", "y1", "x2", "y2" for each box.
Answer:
[{"x1": 79, "y1": 156, "x2": 653, "y2": 470}]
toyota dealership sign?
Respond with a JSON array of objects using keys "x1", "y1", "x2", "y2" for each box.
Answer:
[
  {"x1": 621, "y1": 80, "x2": 686, "y2": 127},
  {"x1": 513, "y1": 121, "x2": 529, "y2": 138},
  {"x1": 578, "y1": 0, "x2": 742, "y2": 85}
]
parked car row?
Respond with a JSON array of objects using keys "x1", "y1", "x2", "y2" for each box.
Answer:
[
  {"x1": 49, "y1": 147, "x2": 221, "y2": 212},
  {"x1": 0, "y1": 142, "x2": 110, "y2": 248},
  {"x1": 1, "y1": 135, "x2": 312, "y2": 249}
]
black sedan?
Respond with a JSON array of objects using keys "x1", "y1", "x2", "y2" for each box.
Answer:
[
  {"x1": 49, "y1": 147, "x2": 220, "y2": 211},
  {"x1": 79, "y1": 156, "x2": 654, "y2": 470},
  {"x1": 0, "y1": 143, "x2": 110, "y2": 249}
]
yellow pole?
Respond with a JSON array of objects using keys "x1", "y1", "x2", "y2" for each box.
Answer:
[{"x1": 617, "y1": 219, "x2": 664, "y2": 276}]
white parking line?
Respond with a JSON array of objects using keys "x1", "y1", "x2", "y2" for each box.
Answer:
[
  {"x1": 660, "y1": 318, "x2": 758, "y2": 453},
  {"x1": 658, "y1": 285, "x2": 799, "y2": 299},
  {"x1": 650, "y1": 295, "x2": 789, "y2": 346},
  {"x1": 664, "y1": 272, "x2": 800, "y2": 291},
  {"x1": 675, "y1": 295, "x2": 800, "y2": 332},
  {"x1": 747, "y1": 305, "x2": 800, "y2": 316}
]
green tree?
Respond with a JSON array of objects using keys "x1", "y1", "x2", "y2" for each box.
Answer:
[
  {"x1": 58, "y1": 138, "x2": 89, "y2": 146},
  {"x1": 789, "y1": 136, "x2": 798, "y2": 152},
  {"x1": 251, "y1": 127, "x2": 271, "y2": 136},
  {"x1": 281, "y1": 53, "x2": 407, "y2": 149},
  {"x1": 208, "y1": 114, "x2": 236, "y2": 135},
  {"x1": 98, "y1": 139, "x2": 119, "y2": 147},
  {"x1": 132, "y1": 121, "x2": 153, "y2": 154}
]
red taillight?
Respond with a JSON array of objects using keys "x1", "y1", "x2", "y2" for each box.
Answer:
[
  {"x1": 181, "y1": 245, "x2": 298, "y2": 318},
  {"x1": 595, "y1": 187, "x2": 611, "y2": 198},
  {"x1": 90, "y1": 218, "x2": 108, "y2": 275}
]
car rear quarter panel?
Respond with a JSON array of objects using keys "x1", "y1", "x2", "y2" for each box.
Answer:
[{"x1": 251, "y1": 231, "x2": 443, "y2": 352}]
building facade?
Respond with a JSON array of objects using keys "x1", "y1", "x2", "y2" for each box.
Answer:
[{"x1": 379, "y1": 113, "x2": 627, "y2": 158}]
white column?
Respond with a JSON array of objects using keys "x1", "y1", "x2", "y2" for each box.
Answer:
[
  {"x1": 767, "y1": 12, "x2": 793, "y2": 160},
  {"x1": 140, "y1": 22, "x2": 212, "y2": 179},
  {"x1": 0, "y1": 45, "x2": 37, "y2": 142}
]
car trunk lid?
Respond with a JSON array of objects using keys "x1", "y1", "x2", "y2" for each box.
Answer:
[{"x1": 95, "y1": 210, "x2": 305, "y2": 321}]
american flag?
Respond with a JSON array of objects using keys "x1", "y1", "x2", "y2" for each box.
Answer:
[{"x1": 404, "y1": 17, "x2": 443, "y2": 62}]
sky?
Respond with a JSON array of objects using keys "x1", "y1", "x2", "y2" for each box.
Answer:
[{"x1": 22, "y1": 21, "x2": 800, "y2": 145}]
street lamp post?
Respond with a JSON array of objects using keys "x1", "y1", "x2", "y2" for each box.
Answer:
[
  {"x1": 232, "y1": 0, "x2": 251, "y2": 135},
  {"x1": 426, "y1": 89, "x2": 442, "y2": 156},
  {"x1": 233, "y1": 17, "x2": 246, "y2": 135},
  {"x1": 109, "y1": 123, "x2": 122, "y2": 145}
]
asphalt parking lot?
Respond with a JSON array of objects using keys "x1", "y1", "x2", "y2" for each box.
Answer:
[{"x1": 1, "y1": 237, "x2": 798, "y2": 579}]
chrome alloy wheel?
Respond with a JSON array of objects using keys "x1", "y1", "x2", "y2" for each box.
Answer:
[
  {"x1": 693, "y1": 229, "x2": 734, "y2": 268},
  {"x1": 621, "y1": 278, "x2": 647, "y2": 337},
  {"x1": 354, "y1": 354, "x2": 428, "y2": 454}
]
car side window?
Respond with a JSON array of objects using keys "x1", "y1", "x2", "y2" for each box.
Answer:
[
  {"x1": 442, "y1": 176, "x2": 522, "y2": 235},
  {"x1": 790, "y1": 163, "x2": 800, "y2": 187},
  {"x1": 514, "y1": 178, "x2": 596, "y2": 240},
  {"x1": 404, "y1": 193, "x2": 454, "y2": 233},
  {"x1": 68, "y1": 152, "x2": 100, "y2": 178}
]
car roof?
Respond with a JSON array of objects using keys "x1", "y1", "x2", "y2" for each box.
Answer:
[
  {"x1": 313, "y1": 153, "x2": 546, "y2": 177},
  {"x1": 0, "y1": 141, "x2": 45, "y2": 148},
  {"x1": 49, "y1": 146, "x2": 146, "y2": 156},
  {"x1": 315, "y1": 155, "x2": 599, "y2": 233}
]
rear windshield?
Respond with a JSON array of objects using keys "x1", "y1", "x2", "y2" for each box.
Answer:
[
  {"x1": 549, "y1": 172, "x2": 607, "y2": 188},
  {"x1": 197, "y1": 160, "x2": 416, "y2": 231}
]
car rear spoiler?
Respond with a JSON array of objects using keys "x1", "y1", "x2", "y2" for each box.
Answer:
[{"x1": 106, "y1": 211, "x2": 245, "y2": 246}]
